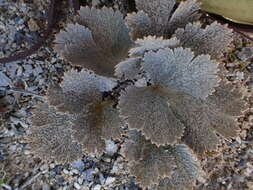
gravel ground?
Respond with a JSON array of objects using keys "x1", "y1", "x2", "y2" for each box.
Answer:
[{"x1": 0, "y1": 0, "x2": 252, "y2": 190}]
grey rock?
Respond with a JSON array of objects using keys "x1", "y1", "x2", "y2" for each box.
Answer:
[
  {"x1": 237, "y1": 47, "x2": 253, "y2": 61},
  {"x1": 93, "y1": 184, "x2": 102, "y2": 190},
  {"x1": 53, "y1": 165, "x2": 63, "y2": 175},
  {"x1": 56, "y1": 176, "x2": 65, "y2": 185},
  {"x1": 5, "y1": 62, "x2": 19, "y2": 78},
  {"x1": 74, "y1": 182, "x2": 81, "y2": 190},
  {"x1": 0, "y1": 72, "x2": 11, "y2": 86},
  {"x1": 83, "y1": 168, "x2": 95, "y2": 182},
  {"x1": 77, "y1": 177, "x2": 84, "y2": 185},
  {"x1": 42, "y1": 183, "x2": 51, "y2": 190},
  {"x1": 105, "y1": 177, "x2": 116, "y2": 186},
  {"x1": 72, "y1": 159, "x2": 85, "y2": 172},
  {"x1": 0, "y1": 0, "x2": 10, "y2": 6},
  {"x1": 99, "y1": 173, "x2": 105, "y2": 185},
  {"x1": 105, "y1": 140, "x2": 118, "y2": 156}
]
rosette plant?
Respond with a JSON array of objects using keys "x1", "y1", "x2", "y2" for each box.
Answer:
[{"x1": 26, "y1": 0, "x2": 247, "y2": 189}]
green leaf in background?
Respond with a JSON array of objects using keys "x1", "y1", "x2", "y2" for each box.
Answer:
[{"x1": 199, "y1": 0, "x2": 253, "y2": 25}]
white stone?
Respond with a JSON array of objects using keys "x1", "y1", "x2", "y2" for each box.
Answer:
[
  {"x1": 93, "y1": 184, "x2": 102, "y2": 190},
  {"x1": 105, "y1": 140, "x2": 118, "y2": 156},
  {"x1": 72, "y1": 169, "x2": 79, "y2": 175},
  {"x1": 63, "y1": 169, "x2": 70, "y2": 175},
  {"x1": 105, "y1": 177, "x2": 116, "y2": 186},
  {"x1": 74, "y1": 182, "x2": 81, "y2": 190},
  {"x1": 78, "y1": 177, "x2": 84, "y2": 185}
]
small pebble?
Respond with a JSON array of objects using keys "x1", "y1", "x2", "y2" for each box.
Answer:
[
  {"x1": 74, "y1": 182, "x2": 81, "y2": 190},
  {"x1": 72, "y1": 169, "x2": 79, "y2": 175},
  {"x1": 93, "y1": 184, "x2": 102, "y2": 190},
  {"x1": 63, "y1": 169, "x2": 70, "y2": 175},
  {"x1": 72, "y1": 159, "x2": 85, "y2": 172},
  {"x1": 78, "y1": 177, "x2": 84, "y2": 185},
  {"x1": 42, "y1": 183, "x2": 51, "y2": 190},
  {"x1": 105, "y1": 177, "x2": 116, "y2": 186},
  {"x1": 236, "y1": 47, "x2": 253, "y2": 61},
  {"x1": 27, "y1": 18, "x2": 40, "y2": 31},
  {"x1": 105, "y1": 140, "x2": 118, "y2": 156}
]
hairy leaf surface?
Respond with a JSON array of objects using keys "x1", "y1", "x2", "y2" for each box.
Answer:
[
  {"x1": 156, "y1": 145, "x2": 199, "y2": 190},
  {"x1": 55, "y1": 7, "x2": 132, "y2": 76},
  {"x1": 115, "y1": 36, "x2": 179, "y2": 80},
  {"x1": 54, "y1": 24, "x2": 109, "y2": 75},
  {"x1": 72, "y1": 100, "x2": 123, "y2": 156},
  {"x1": 143, "y1": 48, "x2": 218, "y2": 99},
  {"x1": 135, "y1": 0, "x2": 176, "y2": 35},
  {"x1": 28, "y1": 103, "x2": 82, "y2": 163},
  {"x1": 114, "y1": 57, "x2": 142, "y2": 80},
  {"x1": 122, "y1": 130, "x2": 199, "y2": 188},
  {"x1": 166, "y1": 0, "x2": 200, "y2": 36},
  {"x1": 165, "y1": 88, "x2": 238, "y2": 154},
  {"x1": 126, "y1": 0, "x2": 199, "y2": 38},
  {"x1": 77, "y1": 6, "x2": 132, "y2": 63},
  {"x1": 125, "y1": 11, "x2": 152, "y2": 40},
  {"x1": 207, "y1": 81, "x2": 247, "y2": 116},
  {"x1": 129, "y1": 36, "x2": 179, "y2": 57},
  {"x1": 47, "y1": 70, "x2": 116, "y2": 114},
  {"x1": 119, "y1": 86, "x2": 185, "y2": 145},
  {"x1": 175, "y1": 22, "x2": 233, "y2": 58}
]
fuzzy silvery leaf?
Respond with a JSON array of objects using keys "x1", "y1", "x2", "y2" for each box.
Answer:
[
  {"x1": 135, "y1": 0, "x2": 176, "y2": 36},
  {"x1": 115, "y1": 36, "x2": 179, "y2": 80},
  {"x1": 119, "y1": 86, "x2": 185, "y2": 145},
  {"x1": 166, "y1": 0, "x2": 200, "y2": 36},
  {"x1": 122, "y1": 130, "x2": 199, "y2": 188},
  {"x1": 207, "y1": 81, "x2": 247, "y2": 116},
  {"x1": 126, "y1": 0, "x2": 199, "y2": 39},
  {"x1": 27, "y1": 103, "x2": 82, "y2": 163},
  {"x1": 143, "y1": 47, "x2": 218, "y2": 99},
  {"x1": 72, "y1": 100, "x2": 123, "y2": 156},
  {"x1": 114, "y1": 57, "x2": 142, "y2": 80},
  {"x1": 165, "y1": 88, "x2": 238, "y2": 154},
  {"x1": 54, "y1": 24, "x2": 112, "y2": 76},
  {"x1": 77, "y1": 7, "x2": 132, "y2": 70},
  {"x1": 155, "y1": 145, "x2": 199, "y2": 190},
  {"x1": 129, "y1": 36, "x2": 180, "y2": 57},
  {"x1": 55, "y1": 6, "x2": 132, "y2": 76},
  {"x1": 47, "y1": 70, "x2": 116, "y2": 114},
  {"x1": 125, "y1": 11, "x2": 152, "y2": 40},
  {"x1": 175, "y1": 22, "x2": 233, "y2": 58}
]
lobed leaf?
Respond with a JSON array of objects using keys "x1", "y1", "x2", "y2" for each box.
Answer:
[
  {"x1": 126, "y1": 0, "x2": 199, "y2": 39},
  {"x1": 122, "y1": 130, "x2": 200, "y2": 188},
  {"x1": 164, "y1": 88, "x2": 239, "y2": 154},
  {"x1": 71, "y1": 100, "x2": 123, "y2": 156},
  {"x1": 77, "y1": 6, "x2": 132, "y2": 65},
  {"x1": 120, "y1": 85, "x2": 240, "y2": 155},
  {"x1": 166, "y1": 0, "x2": 200, "y2": 36},
  {"x1": 47, "y1": 70, "x2": 116, "y2": 114},
  {"x1": 135, "y1": 0, "x2": 176, "y2": 36},
  {"x1": 54, "y1": 24, "x2": 109, "y2": 75},
  {"x1": 115, "y1": 36, "x2": 179, "y2": 80},
  {"x1": 119, "y1": 86, "x2": 185, "y2": 145},
  {"x1": 207, "y1": 81, "x2": 247, "y2": 116},
  {"x1": 175, "y1": 22, "x2": 233, "y2": 58},
  {"x1": 125, "y1": 11, "x2": 152, "y2": 40},
  {"x1": 129, "y1": 36, "x2": 180, "y2": 57},
  {"x1": 55, "y1": 6, "x2": 132, "y2": 76},
  {"x1": 114, "y1": 57, "x2": 142, "y2": 80},
  {"x1": 143, "y1": 47, "x2": 218, "y2": 99},
  {"x1": 28, "y1": 103, "x2": 82, "y2": 163},
  {"x1": 156, "y1": 145, "x2": 199, "y2": 190}
]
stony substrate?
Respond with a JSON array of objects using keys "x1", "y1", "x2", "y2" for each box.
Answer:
[{"x1": 0, "y1": 0, "x2": 252, "y2": 190}]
